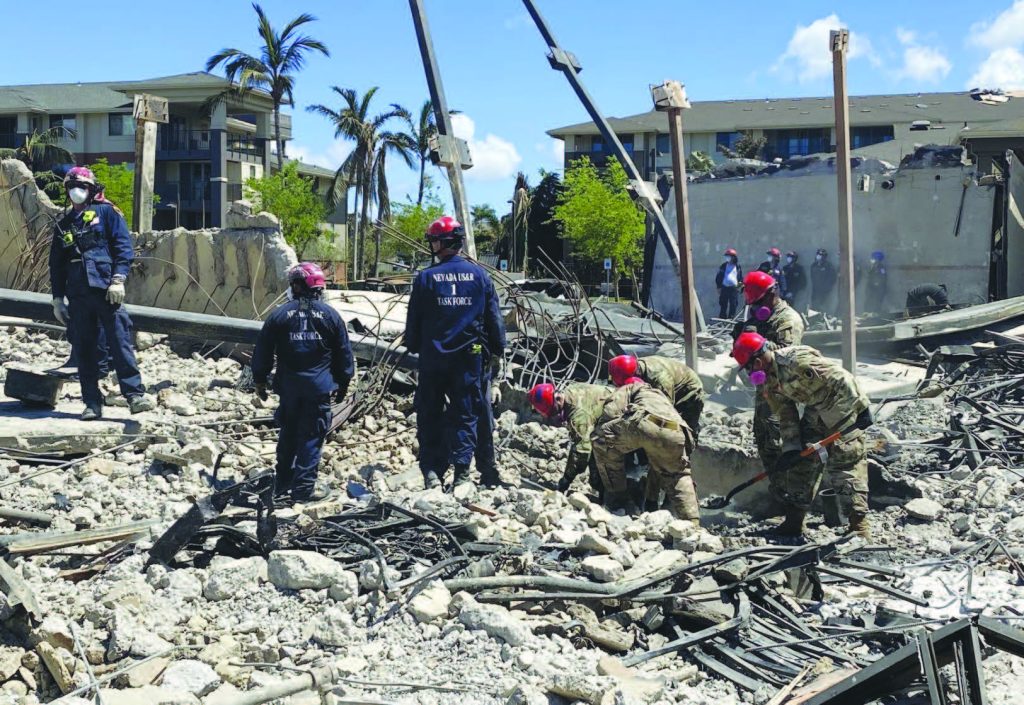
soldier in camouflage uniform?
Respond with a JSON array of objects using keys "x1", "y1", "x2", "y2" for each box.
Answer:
[
  {"x1": 608, "y1": 354, "x2": 705, "y2": 511},
  {"x1": 732, "y1": 271, "x2": 805, "y2": 477},
  {"x1": 528, "y1": 383, "x2": 614, "y2": 493},
  {"x1": 732, "y1": 332, "x2": 872, "y2": 538},
  {"x1": 590, "y1": 379, "x2": 699, "y2": 520}
]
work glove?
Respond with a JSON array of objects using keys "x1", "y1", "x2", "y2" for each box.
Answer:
[
  {"x1": 854, "y1": 407, "x2": 874, "y2": 431},
  {"x1": 51, "y1": 297, "x2": 68, "y2": 325},
  {"x1": 106, "y1": 281, "x2": 125, "y2": 305},
  {"x1": 254, "y1": 383, "x2": 268, "y2": 402},
  {"x1": 773, "y1": 449, "x2": 803, "y2": 475},
  {"x1": 490, "y1": 384, "x2": 501, "y2": 406}
]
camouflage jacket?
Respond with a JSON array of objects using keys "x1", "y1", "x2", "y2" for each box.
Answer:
[
  {"x1": 598, "y1": 381, "x2": 683, "y2": 428},
  {"x1": 762, "y1": 346, "x2": 870, "y2": 453},
  {"x1": 637, "y1": 356, "x2": 706, "y2": 408},
  {"x1": 732, "y1": 299, "x2": 805, "y2": 350},
  {"x1": 563, "y1": 383, "x2": 615, "y2": 463}
]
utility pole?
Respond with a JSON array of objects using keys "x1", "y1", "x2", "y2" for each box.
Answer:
[
  {"x1": 408, "y1": 0, "x2": 476, "y2": 259},
  {"x1": 831, "y1": 29, "x2": 857, "y2": 372},
  {"x1": 652, "y1": 80, "x2": 698, "y2": 371},
  {"x1": 131, "y1": 94, "x2": 168, "y2": 233}
]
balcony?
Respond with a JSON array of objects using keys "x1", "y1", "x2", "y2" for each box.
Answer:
[
  {"x1": 157, "y1": 129, "x2": 210, "y2": 160},
  {"x1": 564, "y1": 149, "x2": 649, "y2": 175},
  {"x1": 226, "y1": 133, "x2": 264, "y2": 162},
  {"x1": 155, "y1": 181, "x2": 210, "y2": 210}
]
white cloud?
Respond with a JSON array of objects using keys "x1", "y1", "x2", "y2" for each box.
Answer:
[
  {"x1": 894, "y1": 28, "x2": 952, "y2": 83},
  {"x1": 551, "y1": 139, "x2": 565, "y2": 166},
  {"x1": 503, "y1": 12, "x2": 531, "y2": 30},
  {"x1": 283, "y1": 140, "x2": 352, "y2": 171},
  {"x1": 969, "y1": 46, "x2": 1024, "y2": 89},
  {"x1": 772, "y1": 14, "x2": 878, "y2": 82},
  {"x1": 969, "y1": 1, "x2": 1024, "y2": 50},
  {"x1": 450, "y1": 113, "x2": 522, "y2": 181},
  {"x1": 534, "y1": 139, "x2": 565, "y2": 169}
]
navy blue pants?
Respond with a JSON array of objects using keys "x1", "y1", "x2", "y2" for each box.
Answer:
[
  {"x1": 415, "y1": 350, "x2": 483, "y2": 474},
  {"x1": 475, "y1": 366, "x2": 495, "y2": 473},
  {"x1": 67, "y1": 315, "x2": 111, "y2": 375},
  {"x1": 719, "y1": 287, "x2": 739, "y2": 319},
  {"x1": 275, "y1": 391, "x2": 333, "y2": 499},
  {"x1": 68, "y1": 289, "x2": 144, "y2": 409}
]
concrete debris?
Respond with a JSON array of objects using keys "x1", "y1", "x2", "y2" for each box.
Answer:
[{"x1": 2, "y1": 285, "x2": 1024, "y2": 705}]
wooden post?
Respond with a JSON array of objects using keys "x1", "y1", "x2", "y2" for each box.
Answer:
[
  {"x1": 653, "y1": 81, "x2": 698, "y2": 371},
  {"x1": 831, "y1": 30, "x2": 857, "y2": 372},
  {"x1": 131, "y1": 94, "x2": 168, "y2": 234}
]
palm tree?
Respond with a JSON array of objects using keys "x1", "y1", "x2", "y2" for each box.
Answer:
[
  {"x1": 410, "y1": 100, "x2": 436, "y2": 206},
  {"x1": 0, "y1": 127, "x2": 76, "y2": 172},
  {"x1": 308, "y1": 87, "x2": 415, "y2": 279},
  {"x1": 205, "y1": 3, "x2": 329, "y2": 171},
  {"x1": 511, "y1": 172, "x2": 532, "y2": 273},
  {"x1": 471, "y1": 204, "x2": 500, "y2": 252}
]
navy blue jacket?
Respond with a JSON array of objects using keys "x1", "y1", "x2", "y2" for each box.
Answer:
[
  {"x1": 49, "y1": 203, "x2": 133, "y2": 298},
  {"x1": 251, "y1": 298, "x2": 354, "y2": 396},
  {"x1": 404, "y1": 254, "x2": 505, "y2": 362}
]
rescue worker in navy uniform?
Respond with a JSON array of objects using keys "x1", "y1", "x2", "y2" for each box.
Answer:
[
  {"x1": 48, "y1": 166, "x2": 154, "y2": 420},
  {"x1": 252, "y1": 262, "x2": 354, "y2": 503},
  {"x1": 405, "y1": 216, "x2": 505, "y2": 490}
]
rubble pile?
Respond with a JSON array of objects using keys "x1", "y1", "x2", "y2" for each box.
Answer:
[{"x1": 0, "y1": 327, "x2": 1023, "y2": 705}]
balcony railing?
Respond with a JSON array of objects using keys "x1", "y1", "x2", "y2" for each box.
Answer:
[
  {"x1": 226, "y1": 133, "x2": 264, "y2": 161},
  {"x1": 155, "y1": 181, "x2": 210, "y2": 209},
  {"x1": 157, "y1": 129, "x2": 211, "y2": 159}
]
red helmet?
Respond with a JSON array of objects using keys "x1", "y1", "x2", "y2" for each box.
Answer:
[
  {"x1": 743, "y1": 271, "x2": 776, "y2": 305},
  {"x1": 608, "y1": 355, "x2": 638, "y2": 386},
  {"x1": 426, "y1": 216, "x2": 465, "y2": 242},
  {"x1": 529, "y1": 383, "x2": 556, "y2": 417},
  {"x1": 732, "y1": 332, "x2": 767, "y2": 367},
  {"x1": 724, "y1": 248, "x2": 737, "y2": 257},
  {"x1": 767, "y1": 247, "x2": 781, "y2": 258},
  {"x1": 288, "y1": 262, "x2": 326, "y2": 290},
  {"x1": 622, "y1": 376, "x2": 645, "y2": 386}
]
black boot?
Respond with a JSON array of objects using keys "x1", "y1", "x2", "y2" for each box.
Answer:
[
  {"x1": 452, "y1": 464, "x2": 471, "y2": 489},
  {"x1": 479, "y1": 466, "x2": 501, "y2": 488}
]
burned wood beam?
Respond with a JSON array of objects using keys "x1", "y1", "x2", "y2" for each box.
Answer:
[{"x1": 1, "y1": 519, "x2": 158, "y2": 556}]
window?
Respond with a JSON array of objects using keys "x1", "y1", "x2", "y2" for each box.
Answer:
[
  {"x1": 851, "y1": 125, "x2": 894, "y2": 149},
  {"x1": 249, "y1": 165, "x2": 257, "y2": 179},
  {"x1": 590, "y1": 135, "x2": 604, "y2": 152},
  {"x1": 48, "y1": 114, "x2": 77, "y2": 135},
  {"x1": 716, "y1": 131, "x2": 742, "y2": 151},
  {"x1": 764, "y1": 128, "x2": 831, "y2": 160},
  {"x1": 108, "y1": 114, "x2": 136, "y2": 137},
  {"x1": 618, "y1": 133, "x2": 634, "y2": 151},
  {"x1": 655, "y1": 134, "x2": 670, "y2": 153}
]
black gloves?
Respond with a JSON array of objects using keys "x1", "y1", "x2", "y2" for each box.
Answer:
[
  {"x1": 254, "y1": 383, "x2": 268, "y2": 402},
  {"x1": 773, "y1": 449, "x2": 803, "y2": 475},
  {"x1": 855, "y1": 407, "x2": 874, "y2": 431}
]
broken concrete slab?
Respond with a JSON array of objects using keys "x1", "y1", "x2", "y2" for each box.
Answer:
[{"x1": 0, "y1": 394, "x2": 141, "y2": 455}]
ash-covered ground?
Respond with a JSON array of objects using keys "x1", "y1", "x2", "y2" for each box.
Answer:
[{"x1": 0, "y1": 327, "x2": 1023, "y2": 705}]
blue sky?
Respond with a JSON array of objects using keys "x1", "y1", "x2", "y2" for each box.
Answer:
[{"x1": 6, "y1": 1, "x2": 1024, "y2": 214}]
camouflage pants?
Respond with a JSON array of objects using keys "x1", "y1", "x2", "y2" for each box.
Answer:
[
  {"x1": 770, "y1": 413, "x2": 869, "y2": 515},
  {"x1": 645, "y1": 403, "x2": 701, "y2": 504},
  {"x1": 753, "y1": 394, "x2": 783, "y2": 474},
  {"x1": 592, "y1": 412, "x2": 699, "y2": 519}
]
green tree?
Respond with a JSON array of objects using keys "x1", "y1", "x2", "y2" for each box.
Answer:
[
  {"x1": 205, "y1": 3, "x2": 329, "y2": 171},
  {"x1": 410, "y1": 100, "x2": 436, "y2": 206},
  {"x1": 244, "y1": 161, "x2": 326, "y2": 253},
  {"x1": 389, "y1": 187, "x2": 444, "y2": 272},
  {"x1": 0, "y1": 127, "x2": 77, "y2": 200},
  {"x1": 88, "y1": 158, "x2": 136, "y2": 225},
  {"x1": 685, "y1": 150, "x2": 715, "y2": 174},
  {"x1": 471, "y1": 204, "x2": 500, "y2": 254},
  {"x1": 307, "y1": 87, "x2": 415, "y2": 279},
  {"x1": 550, "y1": 156, "x2": 645, "y2": 296},
  {"x1": 718, "y1": 131, "x2": 766, "y2": 160}
]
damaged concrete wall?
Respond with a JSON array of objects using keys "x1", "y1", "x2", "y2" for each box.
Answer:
[
  {"x1": 0, "y1": 158, "x2": 296, "y2": 319},
  {"x1": 650, "y1": 162, "x2": 997, "y2": 320}
]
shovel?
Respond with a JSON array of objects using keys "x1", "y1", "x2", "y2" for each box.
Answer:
[{"x1": 704, "y1": 430, "x2": 843, "y2": 510}]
